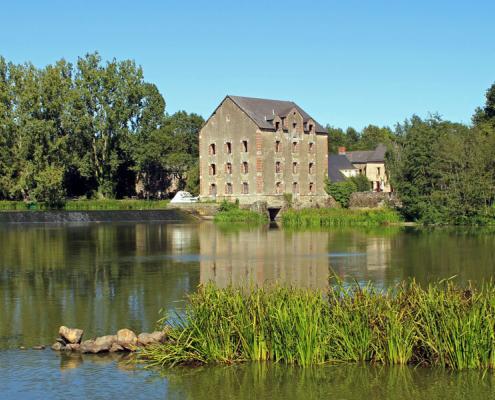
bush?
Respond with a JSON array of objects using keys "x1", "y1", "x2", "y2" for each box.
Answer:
[
  {"x1": 350, "y1": 174, "x2": 372, "y2": 192},
  {"x1": 214, "y1": 200, "x2": 268, "y2": 225}
]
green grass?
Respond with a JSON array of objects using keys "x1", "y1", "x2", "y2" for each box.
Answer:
[
  {"x1": 0, "y1": 199, "x2": 170, "y2": 211},
  {"x1": 139, "y1": 279, "x2": 495, "y2": 370},
  {"x1": 213, "y1": 200, "x2": 269, "y2": 225},
  {"x1": 281, "y1": 208, "x2": 402, "y2": 228}
]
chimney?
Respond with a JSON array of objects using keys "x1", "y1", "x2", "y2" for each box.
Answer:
[{"x1": 338, "y1": 146, "x2": 346, "y2": 155}]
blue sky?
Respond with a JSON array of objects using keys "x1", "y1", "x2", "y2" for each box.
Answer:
[{"x1": 1, "y1": 0, "x2": 494, "y2": 129}]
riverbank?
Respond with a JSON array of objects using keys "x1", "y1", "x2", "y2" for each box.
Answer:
[
  {"x1": 139, "y1": 280, "x2": 495, "y2": 370},
  {"x1": 0, "y1": 199, "x2": 170, "y2": 211}
]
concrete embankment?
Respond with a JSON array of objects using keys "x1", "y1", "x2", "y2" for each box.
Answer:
[{"x1": 0, "y1": 209, "x2": 196, "y2": 224}]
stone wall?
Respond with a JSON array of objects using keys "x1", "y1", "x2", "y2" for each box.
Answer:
[{"x1": 349, "y1": 192, "x2": 393, "y2": 209}]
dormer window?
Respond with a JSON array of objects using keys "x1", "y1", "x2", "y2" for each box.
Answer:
[
  {"x1": 275, "y1": 121, "x2": 280, "y2": 130},
  {"x1": 309, "y1": 123, "x2": 314, "y2": 132},
  {"x1": 292, "y1": 122, "x2": 297, "y2": 130}
]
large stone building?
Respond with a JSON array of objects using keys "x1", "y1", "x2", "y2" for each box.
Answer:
[{"x1": 199, "y1": 95, "x2": 328, "y2": 204}]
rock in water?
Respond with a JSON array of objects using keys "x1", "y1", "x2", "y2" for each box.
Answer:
[
  {"x1": 65, "y1": 343, "x2": 81, "y2": 352},
  {"x1": 109, "y1": 343, "x2": 124, "y2": 353},
  {"x1": 94, "y1": 335, "x2": 117, "y2": 352},
  {"x1": 116, "y1": 329, "x2": 137, "y2": 350},
  {"x1": 32, "y1": 345, "x2": 45, "y2": 350},
  {"x1": 138, "y1": 331, "x2": 167, "y2": 346},
  {"x1": 51, "y1": 342, "x2": 64, "y2": 351},
  {"x1": 150, "y1": 330, "x2": 167, "y2": 343},
  {"x1": 59, "y1": 326, "x2": 83, "y2": 344},
  {"x1": 80, "y1": 340, "x2": 98, "y2": 354}
]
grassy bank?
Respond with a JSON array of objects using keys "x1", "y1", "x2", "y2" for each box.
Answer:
[
  {"x1": 0, "y1": 199, "x2": 170, "y2": 211},
  {"x1": 139, "y1": 280, "x2": 495, "y2": 370},
  {"x1": 281, "y1": 208, "x2": 402, "y2": 228},
  {"x1": 213, "y1": 201, "x2": 269, "y2": 225}
]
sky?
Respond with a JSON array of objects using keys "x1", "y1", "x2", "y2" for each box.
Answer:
[{"x1": 1, "y1": 0, "x2": 494, "y2": 130}]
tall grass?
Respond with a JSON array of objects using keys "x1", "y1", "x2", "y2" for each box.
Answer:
[
  {"x1": 281, "y1": 208, "x2": 402, "y2": 228},
  {"x1": 139, "y1": 279, "x2": 495, "y2": 370},
  {"x1": 213, "y1": 200, "x2": 269, "y2": 225},
  {"x1": 0, "y1": 199, "x2": 169, "y2": 211}
]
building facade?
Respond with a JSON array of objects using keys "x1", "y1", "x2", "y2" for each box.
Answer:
[
  {"x1": 199, "y1": 96, "x2": 328, "y2": 204},
  {"x1": 343, "y1": 144, "x2": 391, "y2": 192}
]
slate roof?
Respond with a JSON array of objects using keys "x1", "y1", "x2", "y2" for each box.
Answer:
[
  {"x1": 227, "y1": 95, "x2": 327, "y2": 134},
  {"x1": 346, "y1": 144, "x2": 387, "y2": 163},
  {"x1": 328, "y1": 154, "x2": 357, "y2": 182}
]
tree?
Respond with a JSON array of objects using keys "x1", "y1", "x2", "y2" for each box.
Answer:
[{"x1": 325, "y1": 178, "x2": 357, "y2": 208}]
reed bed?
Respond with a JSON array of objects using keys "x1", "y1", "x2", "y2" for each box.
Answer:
[
  {"x1": 139, "y1": 280, "x2": 495, "y2": 370},
  {"x1": 213, "y1": 201, "x2": 269, "y2": 224},
  {"x1": 281, "y1": 208, "x2": 402, "y2": 228}
]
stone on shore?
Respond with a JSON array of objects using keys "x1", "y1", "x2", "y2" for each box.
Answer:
[
  {"x1": 32, "y1": 345, "x2": 45, "y2": 350},
  {"x1": 59, "y1": 326, "x2": 84, "y2": 344},
  {"x1": 116, "y1": 329, "x2": 137, "y2": 350}
]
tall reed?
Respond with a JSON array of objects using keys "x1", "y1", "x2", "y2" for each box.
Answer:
[
  {"x1": 139, "y1": 280, "x2": 495, "y2": 370},
  {"x1": 281, "y1": 208, "x2": 402, "y2": 228}
]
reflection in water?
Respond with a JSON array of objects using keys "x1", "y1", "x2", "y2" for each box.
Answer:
[
  {"x1": 162, "y1": 362, "x2": 495, "y2": 400},
  {"x1": 199, "y1": 224, "x2": 331, "y2": 289},
  {"x1": 2, "y1": 222, "x2": 495, "y2": 351}
]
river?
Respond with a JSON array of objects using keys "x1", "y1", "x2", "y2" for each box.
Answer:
[{"x1": 1, "y1": 220, "x2": 494, "y2": 399}]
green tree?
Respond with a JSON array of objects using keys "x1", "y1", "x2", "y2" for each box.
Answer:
[{"x1": 325, "y1": 178, "x2": 357, "y2": 208}]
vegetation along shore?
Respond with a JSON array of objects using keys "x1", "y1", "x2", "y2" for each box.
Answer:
[{"x1": 139, "y1": 280, "x2": 495, "y2": 370}]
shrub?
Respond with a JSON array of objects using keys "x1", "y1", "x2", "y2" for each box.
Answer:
[{"x1": 325, "y1": 179, "x2": 357, "y2": 208}]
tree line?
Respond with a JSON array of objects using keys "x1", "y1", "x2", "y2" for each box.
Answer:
[
  {"x1": 0, "y1": 53, "x2": 203, "y2": 205},
  {"x1": 327, "y1": 84, "x2": 495, "y2": 224}
]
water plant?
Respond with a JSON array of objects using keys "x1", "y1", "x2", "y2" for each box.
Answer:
[
  {"x1": 281, "y1": 208, "x2": 402, "y2": 228},
  {"x1": 139, "y1": 279, "x2": 495, "y2": 370},
  {"x1": 213, "y1": 200, "x2": 269, "y2": 224}
]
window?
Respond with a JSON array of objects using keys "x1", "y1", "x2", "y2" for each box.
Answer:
[
  {"x1": 225, "y1": 183, "x2": 233, "y2": 194},
  {"x1": 225, "y1": 142, "x2": 232, "y2": 154},
  {"x1": 242, "y1": 161, "x2": 249, "y2": 174},
  {"x1": 292, "y1": 162, "x2": 298, "y2": 174},
  {"x1": 226, "y1": 162, "x2": 232, "y2": 174},
  {"x1": 377, "y1": 167, "x2": 381, "y2": 176},
  {"x1": 309, "y1": 124, "x2": 314, "y2": 132},
  {"x1": 209, "y1": 143, "x2": 216, "y2": 155},
  {"x1": 309, "y1": 162, "x2": 314, "y2": 174},
  {"x1": 292, "y1": 182, "x2": 299, "y2": 194},
  {"x1": 275, "y1": 140, "x2": 281, "y2": 153},
  {"x1": 275, "y1": 121, "x2": 280, "y2": 130},
  {"x1": 209, "y1": 184, "x2": 217, "y2": 196},
  {"x1": 292, "y1": 141, "x2": 298, "y2": 153},
  {"x1": 209, "y1": 164, "x2": 216, "y2": 176},
  {"x1": 309, "y1": 182, "x2": 315, "y2": 194},
  {"x1": 275, "y1": 182, "x2": 282, "y2": 194},
  {"x1": 292, "y1": 122, "x2": 297, "y2": 130},
  {"x1": 242, "y1": 182, "x2": 249, "y2": 194},
  {"x1": 275, "y1": 161, "x2": 281, "y2": 173},
  {"x1": 242, "y1": 140, "x2": 248, "y2": 152},
  {"x1": 309, "y1": 142, "x2": 314, "y2": 153}
]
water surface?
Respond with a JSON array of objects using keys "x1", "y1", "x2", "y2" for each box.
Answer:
[{"x1": 1, "y1": 221, "x2": 494, "y2": 398}]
